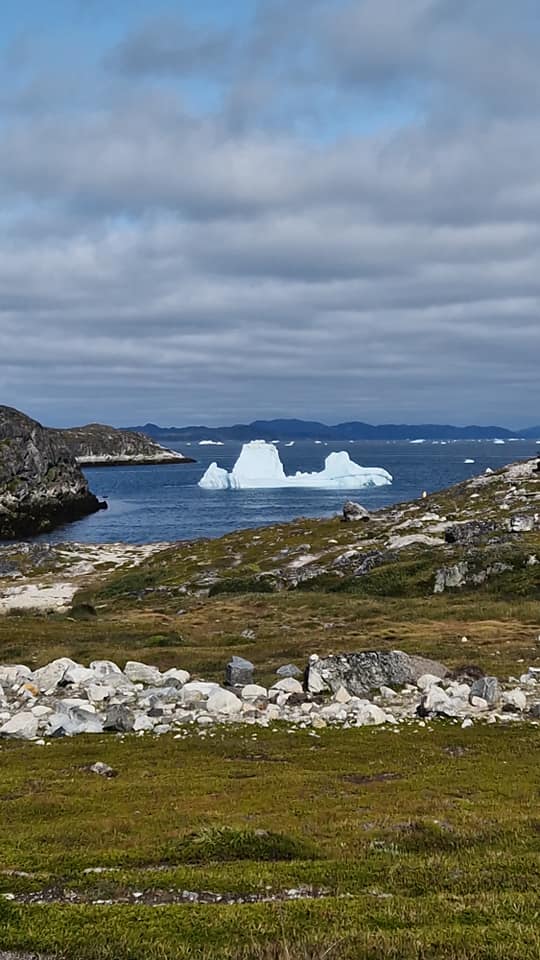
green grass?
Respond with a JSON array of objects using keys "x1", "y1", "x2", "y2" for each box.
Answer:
[{"x1": 0, "y1": 724, "x2": 540, "y2": 958}]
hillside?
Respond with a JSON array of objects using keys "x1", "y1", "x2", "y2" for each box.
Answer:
[
  {"x1": 49, "y1": 423, "x2": 195, "y2": 465},
  {"x1": 0, "y1": 405, "x2": 102, "y2": 539}
]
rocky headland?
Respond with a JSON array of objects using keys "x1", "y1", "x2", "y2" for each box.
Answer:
[
  {"x1": 49, "y1": 423, "x2": 195, "y2": 466},
  {"x1": 0, "y1": 406, "x2": 103, "y2": 540}
]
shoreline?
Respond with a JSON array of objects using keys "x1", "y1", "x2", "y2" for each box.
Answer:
[{"x1": 77, "y1": 455, "x2": 196, "y2": 466}]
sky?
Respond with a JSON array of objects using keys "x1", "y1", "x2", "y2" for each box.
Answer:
[{"x1": 1, "y1": 0, "x2": 539, "y2": 428}]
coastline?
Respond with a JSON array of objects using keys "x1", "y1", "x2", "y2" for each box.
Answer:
[{"x1": 77, "y1": 454, "x2": 196, "y2": 466}]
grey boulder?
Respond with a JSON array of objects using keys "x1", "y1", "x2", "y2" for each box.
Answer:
[
  {"x1": 276, "y1": 663, "x2": 302, "y2": 678},
  {"x1": 103, "y1": 705, "x2": 135, "y2": 732},
  {"x1": 469, "y1": 676, "x2": 501, "y2": 707},
  {"x1": 342, "y1": 501, "x2": 370, "y2": 522},
  {"x1": 226, "y1": 656, "x2": 254, "y2": 686},
  {"x1": 307, "y1": 650, "x2": 447, "y2": 697}
]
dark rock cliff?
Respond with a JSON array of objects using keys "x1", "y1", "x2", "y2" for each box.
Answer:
[{"x1": 0, "y1": 406, "x2": 102, "y2": 539}]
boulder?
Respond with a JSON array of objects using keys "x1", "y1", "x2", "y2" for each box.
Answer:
[
  {"x1": 272, "y1": 677, "x2": 303, "y2": 694},
  {"x1": 501, "y1": 689, "x2": 527, "y2": 712},
  {"x1": 87, "y1": 684, "x2": 114, "y2": 703},
  {"x1": 241, "y1": 684, "x2": 268, "y2": 701},
  {"x1": 89, "y1": 660, "x2": 123, "y2": 681},
  {"x1": 225, "y1": 656, "x2": 254, "y2": 686},
  {"x1": 0, "y1": 405, "x2": 102, "y2": 538},
  {"x1": 342, "y1": 501, "x2": 370, "y2": 522},
  {"x1": 48, "y1": 707, "x2": 103, "y2": 737},
  {"x1": 103, "y1": 705, "x2": 135, "y2": 732},
  {"x1": 206, "y1": 689, "x2": 243, "y2": 716},
  {"x1": 163, "y1": 668, "x2": 190, "y2": 686},
  {"x1": 31, "y1": 658, "x2": 79, "y2": 694},
  {"x1": 0, "y1": 665, "x2": 31, "y2": 687},
  {"x1": 433, "y1": 562, "x2": 469, "y2": 593},
  {"x1": 64, "y1": 663, "x2": 95, "y2": 685},
  {"x1": 469, "y1": 676, "x2": 501, "y2": 707},
  {"x1": 0, "y1": 711, "x2": 38, "y2": 739},
  {"x1": 510, "y1": 516, "x2": 536, "y2": 532},
  {"x1": 276, "y1": 664, "x2": 302, "y2": 678},
  {"x1": 444, "y1": 520, "x2": 498, "y2": 545},
  {"x1": 180, "y1": 681, "x2": 220, "y2": 707},
  {"x1": 354, "y1": 702, "x2": 388, "y2": 725},
  {"x1": 124, "y1": 661, "x2": 163, "y2": 685},
  {"x1": 306, "y1": 650, "x2": 447, "y2": 697}
]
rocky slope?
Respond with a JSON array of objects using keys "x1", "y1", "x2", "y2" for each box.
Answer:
[
  {"x1": 93, "y1": 454, "x2": 538, "y2": 603},
  {"x1": 0, "y1": 406, "x2": 102, "y2": 540},
  {"x1": 49, "y1": 423, "x2": 194, "y2": 465}
]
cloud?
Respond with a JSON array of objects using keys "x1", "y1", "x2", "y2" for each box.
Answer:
[
  {"x1": 107, "y1": 14, "x2": 235, "y2": 78},
  {"x1": 0, "y1": 0, "x2": 539, "y2": 426}
]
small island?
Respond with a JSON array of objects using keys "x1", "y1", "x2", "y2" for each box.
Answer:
[{"x1": 49, "y1": 423, "x2": 195, "y2": 466}]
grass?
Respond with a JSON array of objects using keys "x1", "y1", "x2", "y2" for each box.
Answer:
[
  {"x1": 0, "y1": 724, "x2": 540, "y2": 958},
  {"x1": 1, "y1": 589, "x2": 539, "y2": 683}
]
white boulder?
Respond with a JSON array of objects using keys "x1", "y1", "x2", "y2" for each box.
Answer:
[
  {"x1": 206, "y1": 690, "x2": 243, "y2": 716},
  {"x1": 0, "y1": 712, "x2": 38, "y2": 739},
  {"x1": 163, "y1": 668, "x2": 190, "y2": 686},
  {"x1": 124, "y1": 662, "x2": 163, "y2": 685},
  {"x1": 32, "y1": 658, "x2": 79, "y2": 694},
  {"x1": 272, "y1": 678, "x2": 303, "y2": 694},
  {"x1": 502, "y1": 689, "x2": 527, "y2": 711},
  {"x1": 241, "y1": 684, "x2": 268, "y2": 700}
]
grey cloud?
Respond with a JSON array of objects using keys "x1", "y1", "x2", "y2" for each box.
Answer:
[
  {"x1": 107, "y1": 14, "x2": 235, "y2": 78},
  {"x1": 1, "y1": 3, "x2": 540, "y2": 427}
]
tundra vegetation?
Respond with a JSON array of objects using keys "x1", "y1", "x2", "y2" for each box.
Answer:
[{"x1": 0, "y1": 459, "x2": 539, "y2": 959}]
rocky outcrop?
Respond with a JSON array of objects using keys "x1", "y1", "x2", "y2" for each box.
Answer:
[
  {"x1": 48, "y1": 423, "x2": 195, "y2": 466},
  {"x1": 0, "y1": 406, "x2": 102, "y2": 539}
]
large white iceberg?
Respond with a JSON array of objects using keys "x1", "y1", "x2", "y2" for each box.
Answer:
[{"x1": 198, "y1": 441, "x2": 392, "y2": 490}]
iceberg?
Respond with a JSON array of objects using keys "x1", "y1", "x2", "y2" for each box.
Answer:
[{"x1": 198, "y1": 441, "x2": 392, "y2": 490}]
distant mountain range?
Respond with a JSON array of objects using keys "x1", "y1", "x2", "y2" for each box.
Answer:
[{"x1": 127, "y1": 419, "x2": 540, "y2": 442}]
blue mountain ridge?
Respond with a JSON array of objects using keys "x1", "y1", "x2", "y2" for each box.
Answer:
[{"x1": 125, "y1": 420, "x2": 540, "y2": 442}]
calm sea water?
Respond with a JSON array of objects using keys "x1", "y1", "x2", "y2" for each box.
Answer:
[{"x1": 38, "y1": 439, "x2": 539, "y2": 545}]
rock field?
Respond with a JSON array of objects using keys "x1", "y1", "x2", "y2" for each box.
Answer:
[{"x1": 1, "y1": 650, "x2": 539, "y2": 742}]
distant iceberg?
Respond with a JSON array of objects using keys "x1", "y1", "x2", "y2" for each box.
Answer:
[
  {"x1": 199, "y1": 440, "x2": 224, "y2": 446},
  {"x1": 198, "y1": 440, "x2": 392, "y2": 490}
]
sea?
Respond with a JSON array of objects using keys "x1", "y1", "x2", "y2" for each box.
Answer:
[{"x1": 37, "y1": 439, "x2": 539, "y2": 545}]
